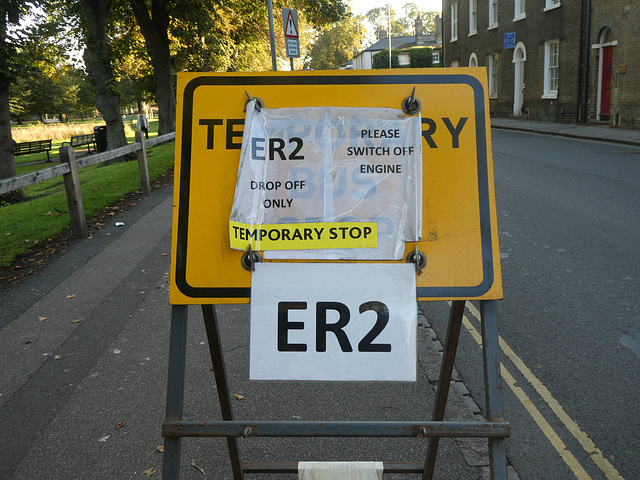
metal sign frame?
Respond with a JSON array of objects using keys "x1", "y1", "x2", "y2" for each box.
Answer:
[
  {"x1": 162, "y1": 301, "x2": 508, "y2": 479},
  {"x1": 163, "y1": 69, "x2": 509, "y2": 479}
]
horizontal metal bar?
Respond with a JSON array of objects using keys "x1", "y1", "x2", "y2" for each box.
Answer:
[
  {"x1": 163, "y1": 420, "x2": 509, "y2": 439},
  {"x1": 242, "y1": 461, "x2": 425, "y2": 474}
]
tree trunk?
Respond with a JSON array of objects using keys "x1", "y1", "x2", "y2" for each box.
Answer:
[
  {"x1": 79, "y1": 0, "x2": 128, "y2": 155},
  {"x1": 0, "y1": 82, "x2": 16, "y2": 176},
  {"x1": 0, "y1": 84, "x2": 26, "y2": 202},
  {"x1": 150, "y1": 40, "x2": 176, "y2": 135},
  {"x1": 130, "y1": 0, "x2": 176, "y2": 135},
  {"x1": 0, "y1": 9, "x2": 26, "y2": 202},
  {"x1": 0, "y1": 8, "x2": 15, "y2": 181}
]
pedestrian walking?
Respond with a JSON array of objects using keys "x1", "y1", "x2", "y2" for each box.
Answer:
[{"x1": 136, "y1": 111, "x2": 149, "y2": 139}]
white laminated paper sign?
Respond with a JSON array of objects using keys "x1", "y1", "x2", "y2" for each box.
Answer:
[
  {"x1": 250, "y1": 263, "x2": 417, "y2": 381},
  {"x1": 229, "y1": 101, "x2": 422, "y2": 260}
]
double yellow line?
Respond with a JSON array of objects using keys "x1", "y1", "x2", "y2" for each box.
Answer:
[{"x1": 461, "y1": 302, "x2": 624, "y2": 480}]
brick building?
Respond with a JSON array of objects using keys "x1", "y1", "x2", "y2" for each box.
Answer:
[{"x1": 442, "y1": 0, "x2": 640, "y2": 128}]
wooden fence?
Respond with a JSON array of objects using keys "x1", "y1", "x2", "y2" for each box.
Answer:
[{"x1": 0, "y1": 130, "x2": 175, "y2": 239}]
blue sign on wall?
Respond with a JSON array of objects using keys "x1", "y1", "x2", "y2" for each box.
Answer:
[{"x1": 504, "y1": 32, "x2": 516, "y2": 49}]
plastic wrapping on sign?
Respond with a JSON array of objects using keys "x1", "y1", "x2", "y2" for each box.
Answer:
[{"x1": 229, "y1": 100, "x2": 422, "y2": 260}]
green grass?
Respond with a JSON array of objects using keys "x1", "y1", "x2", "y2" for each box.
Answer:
[{"x1": 0, "y1": 141, "x2": 174, "y2": 267}]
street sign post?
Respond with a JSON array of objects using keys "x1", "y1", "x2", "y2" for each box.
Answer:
[{"x1": 282, "y1": 8, "x2": 300, "y2": 69}]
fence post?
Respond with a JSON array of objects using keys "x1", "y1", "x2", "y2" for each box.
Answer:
[
  {"x1": 136, "y1": 130, "x2": 151, "y2": 197},
  {"x1": 59, "y1": 146, "x2": 88, "y2": 239}
]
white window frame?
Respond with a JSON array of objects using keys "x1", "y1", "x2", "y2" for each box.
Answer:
[
  {"x1": 543, "y1": 40, "x2": 559, "y2": 98},
  {"x1": 451, "y1": 2, "x2": 459, "y2": 41},
  {"x1": 432, "y1": 52, "x2": 441, "y2": 64},
  {"x1": 488, "y1": 53, "x2": 499, "y2": 97},
  {"x1": 488, "y1": 0, "x2": 499, "y2": 29},
  {"x1": 544, "y1": 0, "x2": 560, "y2": 12},
  {"x1": 398, "y1": 53, "x2": 411, "y2": 66},
  {"x1": 469, "y1": 53, "x2": 478, "y2": 67},
  {"x1": 514, "y1": 0, "x2": 526, "y2": 20},
  {"x1": 451, "y1": 60, "x2": 459, "y2": 68},
  {"x1": 469, "y1": 0, "x2": 477, "y2": 35}
]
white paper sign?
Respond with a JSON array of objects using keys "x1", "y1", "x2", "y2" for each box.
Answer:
[
  {"x1": 250, "y1": 263, "x2": 417, "y2": 381},
  {"x1": 230, "y1": 102, "x2": 422, "y2": 260}
]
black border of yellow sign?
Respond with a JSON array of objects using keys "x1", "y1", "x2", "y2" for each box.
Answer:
[{"x1": 171, "y1": 70, "x2": 502, "y2": 303}]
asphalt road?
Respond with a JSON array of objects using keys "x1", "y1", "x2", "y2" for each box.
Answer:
[
  {"x1": 424, "y1": 129, "x2": 640, "y2": 479},
  {"x1": 0, "y1": 183, "x2": 487, "y2": 479}
]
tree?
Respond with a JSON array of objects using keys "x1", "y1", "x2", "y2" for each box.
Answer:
[
  {"x1": 220, "y1": 0, "x2": 282, "y2": 72},
  {"x1": 67, "y1": 67, "x2": 98, "y2": 118},
  {"x1": 306, "y1": 14, "x2": 366, "y2": 70},
  {"x1": 129, "y1": 0, "x2": 350, "y2": 134},
  {"x1": 372, "y1": 48, "x2": 399, "y2": 69},
  {"x1": 128, "y1": 0, "x2": 176, "y2": 135},
  {"x1": 419, "y1": 11, "x2": 438, "y2": 35},
  {"x1": 0, "y1": 2, "x2": 66, "y2": 200},
  {"x1": 108, "y1": 10, "x2": 154, "y2": 112},
  {"x1": 401, "y1": 3, "x2": 421, "y2": 19},
  {"x1": 14, "y1": 65, "x2": 79, "y2": 122},
  {"x1": 407, "y1": 47, "x2": 432, "y2": 67},
  {"x1": 78, "y1": 0, "x2": 128, "y2": 153},
  {"x1": 365, "y1": 5, "x2": 410, "y2": 40},
  {"x1": 400, "y1": 4, "x2": 438, "y2": 35},
  {"x1": 363, "y1": 3, "x2": 439, "y2": 42},
  {"x1": 0, "y1": 3, "x2": 20, "y2": 188},
  {"x1": 8, "y1": 77, "x2": 30, "y2": 124},
  {"x1": 372, "y1": 46, "x2": 432, "y2": 69},
  {"x1": 220, "y1": 1, "x2": 325, "y2": 72}
]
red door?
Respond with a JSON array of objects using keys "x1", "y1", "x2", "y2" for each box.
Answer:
[{"x1": 600, "y1": 46, "x2": 613, "y2": 116}]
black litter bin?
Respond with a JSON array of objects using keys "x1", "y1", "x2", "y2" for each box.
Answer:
[{"x1": 94, "y1": 125, "x2": 107, "y2": 152}]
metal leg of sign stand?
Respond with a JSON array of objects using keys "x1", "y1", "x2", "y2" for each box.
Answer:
[
  {"x1": 201, "y1": 305, "x2": 244, "y2": 480},
  {"x1": 423, "y1": 300, "x2": 466, "y2": 480},
  {"x1": 423, "y1": 300, "x2": 508, "y2": 480},
  {"x1": 163, "y1": 305, "x2": 188, "y2": 480},
  {"x1": 162, "y1": 301, "x2": 509, "y2": 478},
  {"x1": 481, "y1": 300, "x2": 508, "y2": 480}
]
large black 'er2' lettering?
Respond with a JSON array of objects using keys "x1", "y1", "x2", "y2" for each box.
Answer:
[
  {"x1": 358, "y1": 301, "x2": 391, "y2": 352},
  {"x1": 252, "y1": 137, "x2": 304, "y2": 160},
  {"x1": 277, "y1": 301, "x2": 392, "y2": 353},
  {"x1": 316, "y1": 302, "x2": 353, "y2": 352},
  {"x1": 278, "y1": 301, "x2": 307, "y2": 351}
]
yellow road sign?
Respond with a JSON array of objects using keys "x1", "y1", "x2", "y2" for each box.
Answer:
[{"x1": 170, "y1": 69, "x2": 503, "y2": 304}]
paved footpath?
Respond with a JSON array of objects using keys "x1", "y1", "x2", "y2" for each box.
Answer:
[
  {"x1": 491, "y1": 118, "x2": 640, "y2": 146},
  {"x1": 0, "y1": 184, "x2": 504, "y2": 479}
]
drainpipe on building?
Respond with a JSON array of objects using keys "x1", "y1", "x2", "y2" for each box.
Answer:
[
  {"x1": 578, "y1": 0, "x2": 587, "y2": 123},
  {"x1": 557, "y1": 4, "x2": 564, "y2": 122},
  {"x1": 583, "y1": 0, "x2": 592, "y2": 124},
  {"x1": 577, "y1": 0, "x2": 592, "y2": 124},
  {"x1": 441, "y1": 6, "x2": 446, "y2": 66}
]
